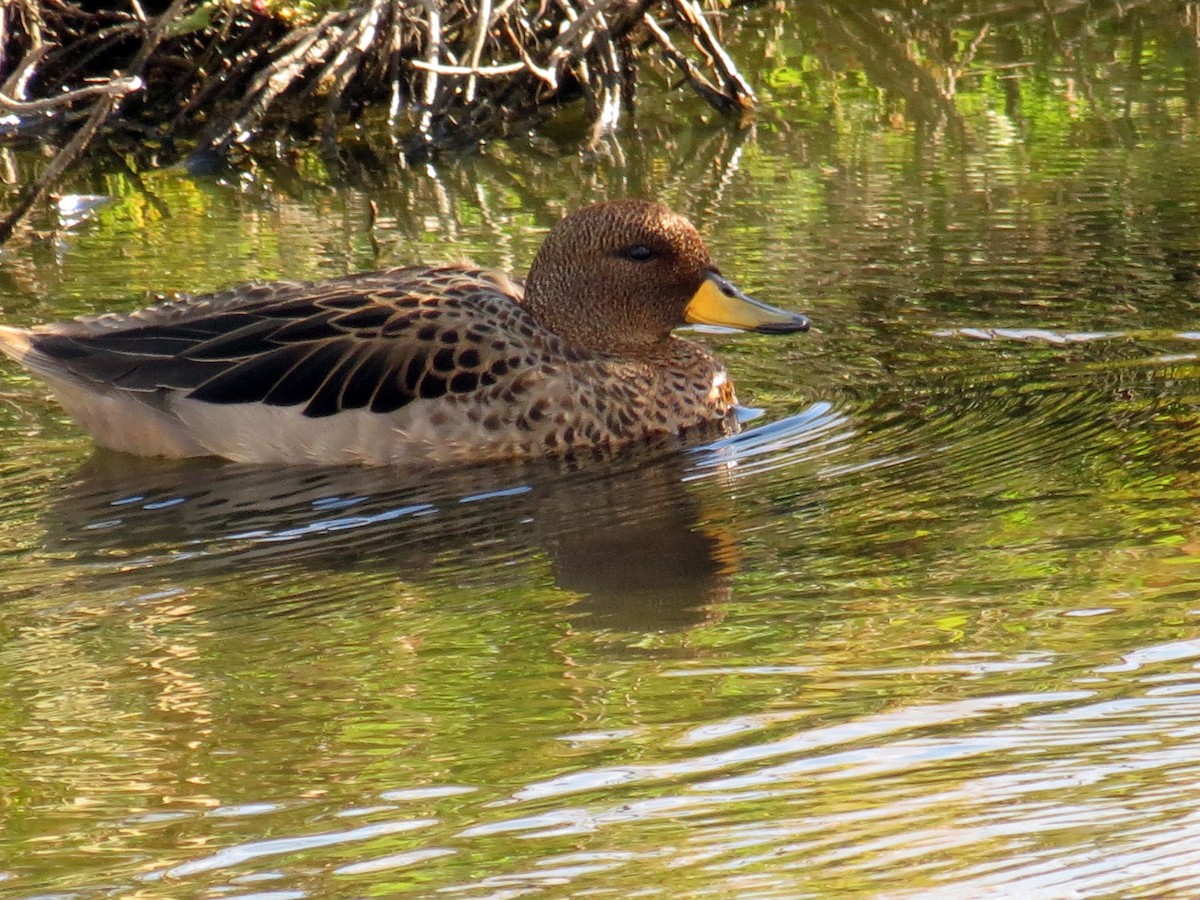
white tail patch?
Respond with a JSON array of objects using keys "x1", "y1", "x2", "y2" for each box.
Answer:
[{"x1": 39, "y1": 376, "x2": 209, "y2": 457}]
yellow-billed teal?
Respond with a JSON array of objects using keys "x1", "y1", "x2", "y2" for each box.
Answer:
[{"x1": 0, "y1": 200, "x2": 809, "y2": 465}]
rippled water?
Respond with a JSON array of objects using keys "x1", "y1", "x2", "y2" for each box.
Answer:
[{"x1": 4, "y1": 2, "x2": 1200, "y2": 897}]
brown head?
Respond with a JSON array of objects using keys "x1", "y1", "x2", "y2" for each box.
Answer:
[{"x1": 523, "y1": 200, "x2": 808, "y2": 353}]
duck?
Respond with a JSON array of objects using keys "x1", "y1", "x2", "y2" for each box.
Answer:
[{"x1": 0, "y1": 199, "x2": 809, "y2": 465}]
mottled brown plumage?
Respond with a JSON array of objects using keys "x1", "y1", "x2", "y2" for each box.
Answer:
[{"x1": 0, "y1": 200, "x2": 809, "y2": 465}]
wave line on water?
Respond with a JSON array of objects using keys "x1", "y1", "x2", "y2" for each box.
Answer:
[
  {"x1": 146, "y1": 817, "x2": 438, "y2": 880},
  {"x1": 490, "y1": 691, "x2": 1093, "y2": 805}
]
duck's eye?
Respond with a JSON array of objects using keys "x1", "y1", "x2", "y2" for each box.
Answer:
[{"x1": 623, "y1": 245, "x2": 655, "y2": 262}]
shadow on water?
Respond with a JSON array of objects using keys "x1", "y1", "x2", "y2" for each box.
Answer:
[{"x1": 34, "y1": 405, "x2": 847, "y2": 633}]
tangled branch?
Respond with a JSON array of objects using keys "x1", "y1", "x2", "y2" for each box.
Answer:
[{"x1": 0, "y1": 0, "x2": 758, "y2": 244}]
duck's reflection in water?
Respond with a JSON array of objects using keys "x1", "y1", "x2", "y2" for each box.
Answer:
[{"x1": 42, "y1": 444, "x2": 741, "y2": 632}]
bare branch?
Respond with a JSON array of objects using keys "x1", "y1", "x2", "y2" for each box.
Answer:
[
  {"x1": 644, "y1": 14, "x2": 741, "y2": 115},
  {"x1": 465, "y1": 0, "x2": 492, "y2": 102},
  {"x1": 417, "y1": 0, "x2": 442, "y2": 142},
  {"x1": 671, "y1": 0, "x2": 755, "y2": 109},
  {"x1": 411, "y1": 58, "x2": 525, "y2": 76},
  {"x1": 0, "y1": 75, "x2": 141, "y2": 114}
]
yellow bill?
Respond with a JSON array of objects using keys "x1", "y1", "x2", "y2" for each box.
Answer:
[{"x1": 684, "y1": 273, "x2": 809, "y2": 334}]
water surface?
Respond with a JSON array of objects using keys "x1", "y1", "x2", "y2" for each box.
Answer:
[{"x1": 3, "y1": 3, "x2": 1200, "y2": 897}]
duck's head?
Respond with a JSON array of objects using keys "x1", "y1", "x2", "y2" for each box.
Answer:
[{"x1": 523, "y1": 200, "x2": 809, "y2": 353}]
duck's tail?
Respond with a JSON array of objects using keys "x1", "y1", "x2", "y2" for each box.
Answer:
[
  {"x1": 0, "y1": 322, "x2": 212, "y2": 458},
  {"x1": 0, "y1": 325, "x2": 66, "y2": 384},
  {"x1": 0, "y1": 325, "x2": 34, "y2": 363}
]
